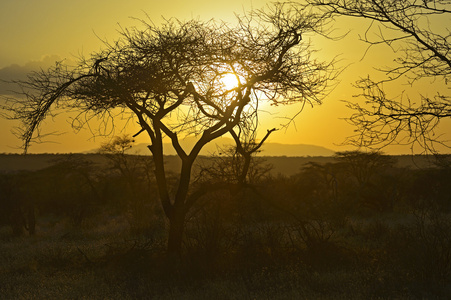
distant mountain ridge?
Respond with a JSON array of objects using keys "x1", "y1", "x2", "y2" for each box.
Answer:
[
  {"x1": 0, "y1": 153, "x2": 443, "y2": 176},
  {"x1": 124, "y1": 137, "x2": 335, "y2": 157}
]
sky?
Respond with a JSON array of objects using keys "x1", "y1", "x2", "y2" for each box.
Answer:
[{"x1": 0, "y1": 0, "x2": 449, "y2": 155}]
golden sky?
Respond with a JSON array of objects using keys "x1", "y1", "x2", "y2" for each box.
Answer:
[{"x1": 0, "y1": 0, "x2": 449, "y2": 155}]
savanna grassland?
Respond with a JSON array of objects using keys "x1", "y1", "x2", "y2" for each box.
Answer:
[{"x1": 1, "y1": 153, "x2": 450, "y2": 299}]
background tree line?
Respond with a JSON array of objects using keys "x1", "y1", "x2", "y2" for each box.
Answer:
[{"x1": 1, "y1": 149, "x2": 450, "y2": 237}]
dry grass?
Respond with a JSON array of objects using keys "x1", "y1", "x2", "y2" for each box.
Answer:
[{"x1": 1, "y1": 209, "x2": 450, "y2": 299}]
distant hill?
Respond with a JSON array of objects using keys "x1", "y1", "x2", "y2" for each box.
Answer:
[
  {"x1": 123, "y1": 137, "x2": 335, "y2": 157},
  {"x1": 1, "y1": 153, "x2": 443, "y2": 176},
  {"x1": 0, "y1": 153, "x2": 323, "y2": 175},
  {"x1": 254, "y1": 142, "x2": 335, "y2": 157},
  {"x1": 0, "y1": 154, "x2": 340, "y2": 176}
]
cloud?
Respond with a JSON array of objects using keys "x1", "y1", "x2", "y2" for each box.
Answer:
[{"x1": 0, "y1": 55, "x2": 63, "y2": 95}]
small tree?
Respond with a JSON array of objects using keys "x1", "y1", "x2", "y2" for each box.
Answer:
[
  {"x1": 335, "y1": 150, "x2": 397, "y2": 211},
  {"x1": 1, "y1": 4, "x2": 336, "y2": 254},
  {"x1": 335, "y1": 150, "x2": 395, "y2": 186},
  {"x1": 306, "y1": 0, "x2": 451, "y2": 153},
  {"x1": 0, "y1": 171, "x2": 36, "y2": 236},
  {"x1": 99, "y1": 135, "x2": 156, "y2": 233}
]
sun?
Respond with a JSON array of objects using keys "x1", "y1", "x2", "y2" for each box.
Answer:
[{"x1": 220, "y1": 73, "x2": 240, "y2": 91}]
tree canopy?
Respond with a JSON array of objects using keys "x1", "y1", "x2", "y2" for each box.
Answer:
[
  {"x1": 1, "y1": 3, "x2": 337, "y2": 253},
  {"x1": 3, "y1": 4, "x2": 335, "y2": 154}
]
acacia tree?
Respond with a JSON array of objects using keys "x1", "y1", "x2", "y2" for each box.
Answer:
[
  {"x1": 306, "y1": 0, "x2": 451, "y2": 153},
  {"x1": 1, "y1": 4, "x2": 336, "y2": 254}
]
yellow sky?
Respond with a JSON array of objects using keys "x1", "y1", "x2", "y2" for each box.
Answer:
[{"x1": 0, "y1": 0, "x2": 449, "y2": 155}]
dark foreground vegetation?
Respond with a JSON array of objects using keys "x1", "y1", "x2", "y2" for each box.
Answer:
[{"x1": 1, "y1": 151, "x2": 451, "y2": 299}]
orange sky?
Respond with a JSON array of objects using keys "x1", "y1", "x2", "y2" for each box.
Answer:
[{"x1": 0, "y1": 0, "x2": 449, "y2": 155}]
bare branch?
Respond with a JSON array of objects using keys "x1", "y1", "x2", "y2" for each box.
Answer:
[{"x1": 306, "y1": 0, "x2": 451, "y2": 153}]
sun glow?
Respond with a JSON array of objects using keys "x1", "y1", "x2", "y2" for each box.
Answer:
[{"x1": 220, "y1": 73, "x2": 241, "y2": 91}]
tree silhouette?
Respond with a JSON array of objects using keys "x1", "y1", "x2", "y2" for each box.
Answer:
[
  {"x1": 306, "y1": 0, "x2": 451, "y2": 153},
  {"x1": 99, "y1": 135, "x2": 156, "y2": 233},
  {"x1": 1, "y1": 4, "x2": 336, "y2": 254}
]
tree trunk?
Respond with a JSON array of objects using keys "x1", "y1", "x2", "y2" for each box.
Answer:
[
  {"x1": 166, "y1": 157, "x2": 194, "y2": 255},
  {"x1": 167, "y1": 207, "x2": 186, "y2": 255}
]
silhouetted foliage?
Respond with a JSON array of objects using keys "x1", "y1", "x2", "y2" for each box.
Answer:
[
  {"x1": 37, "y1": 155, "x2": 105, "y2": 227},
  {"x1": 1, "y1": 4, "x2": 337, "y2": 253},
  {"x1": 99, "y1": 135, "x2": 157, "y2": 233},
  {"x1": 0, "y1": 171, "x2": 36, "y2": 235},
  {"x1": 306, "y1": 0, "x2": 451, "y2": 153},
  {"x1": 334, "y1": 151, "x2": 398, "y2": 211},
  {"x1": 0, "y1": 153, "x2": 450, "y2": 298}
]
